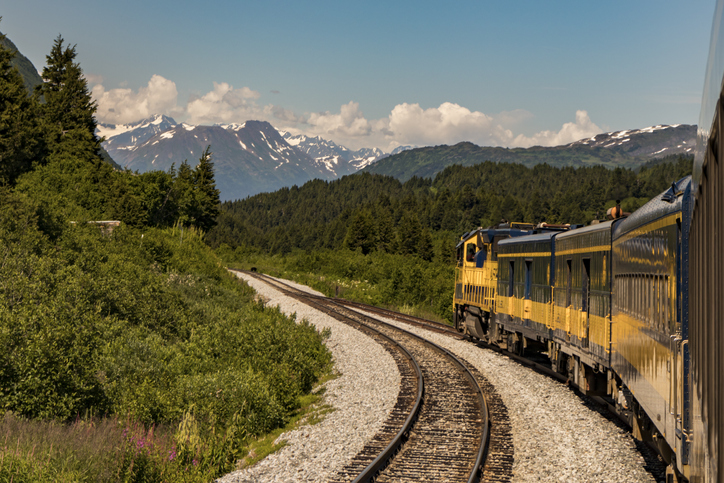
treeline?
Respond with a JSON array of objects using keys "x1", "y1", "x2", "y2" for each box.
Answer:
[
  {"x1": 208, "y1": 154, "x2": 693, "y2": 258},
  {"x1": 0, "y1": 28, "x2": 331, "y2": 482}
]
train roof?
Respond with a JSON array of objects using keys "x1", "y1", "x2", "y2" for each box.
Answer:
[
  {"x1": 555, "y1": 220, "x2": 615, "y2": 240},
  {"x1": 694, "y1": 0, "x2": 724, "y2": 193},
  {"x1": 612, "y1": 176, "x2": 691, "y2": 240},
  {"x1": 497, "y1": 230, "x2": 557, "y2": 249}
]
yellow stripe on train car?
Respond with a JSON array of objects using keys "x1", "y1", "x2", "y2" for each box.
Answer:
[
  {"x1": 612, "y1": 213, "x2": 680, "y2": 247},
  {"x1": 497, "y1": 252, "x2": 551, "y2": 258}
]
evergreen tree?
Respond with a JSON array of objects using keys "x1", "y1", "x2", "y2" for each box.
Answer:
[
  {"x1": 173, "y1": 161, "x2": 196, "y2": 226},
  {"x1": 36, "y1": 36, "x2": 100, "y2": 156},
  {"x1": 416, "y1": 227, "x2": 434, "y2": 262},
  {"x1": 193, "y1": 146, "x2": 221, "y2": 232},
  {"x1": 376, "y1": 208, "x2": 395, "y2": 253},
  {"x1": 396, "y1": 213, "x2": 423, "y2": 256},
  {"x1": 344, "y1": 210, "x2": 376, "y2": 255},
  {"x1": 0, "y1": 26, "x2": 43, "y2": 185}
]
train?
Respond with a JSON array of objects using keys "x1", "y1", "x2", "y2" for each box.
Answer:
[{"x1": 453, "y1": 3, "x2": 724, "y2": 481}]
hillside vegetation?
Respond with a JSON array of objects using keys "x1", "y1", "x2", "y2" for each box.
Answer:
[{"x1": 0, "y1": 29, "x2": 331, "y2": 482}]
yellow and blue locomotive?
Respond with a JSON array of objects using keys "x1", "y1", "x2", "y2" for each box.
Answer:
[{"x1": 454, "y1": 178, "x2": 693, "y2": 478}]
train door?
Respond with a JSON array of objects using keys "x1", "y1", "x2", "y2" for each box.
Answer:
[
  {"x1": 508, "y1": 261, "x2": 515, "y2": 297},
  {"x1": 671, "y1": 217, "x2": 690, "y2": 464},
  {"x1": 524, "y1": 259, "x2": 532, "y2": 322},
  {"x1": 582, "y1": 258, "x2": 591, "y2": 348},
  {"x1": 566, "y1": 259, "x2": 572, "y2": 339}
]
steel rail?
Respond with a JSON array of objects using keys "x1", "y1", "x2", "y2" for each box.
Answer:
[
  {"x1": 235, "y1": 270, "x2": 490, "y2": 482},
  {"x1": 232, "y1": 270, "x2": 426, "y2": 481}
]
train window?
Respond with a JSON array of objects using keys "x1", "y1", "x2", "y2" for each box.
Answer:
[
  {"x1": 566, "y1": 259, "x2": 572, "y2": 307},
  {"x1": 632, "y1": 275, "x2": 636, "y2": 317},
  {"x1": 466, "y1": 243, "x2": 476, "y2": 262},
  {"x1": 582, "y1": 258, "x2": 591, "y2": 312},
  {"x1": 508, "y1": 261, "x2": 515, "y2": 297},
  {"x1": 635, "y1": 275, "x2": 639, "y2": 319},
  {"x1": 524, "y1": 260, "x2": 532, "y2": 300}
]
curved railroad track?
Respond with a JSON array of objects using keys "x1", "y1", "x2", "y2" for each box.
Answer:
[{"x1": 235, "y1": 270, "x2": 502, "y2": 482}]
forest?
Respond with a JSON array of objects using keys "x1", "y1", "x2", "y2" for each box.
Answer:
[
  {"x1": 210, "y1": 152, "x2": 692, "y2": 323},
  {"x1": 0, "y1": 30, "x2": 331, "y2": 482},
  {"x1": 209, "y1": 154, "x2": 692, "y2": 255}
]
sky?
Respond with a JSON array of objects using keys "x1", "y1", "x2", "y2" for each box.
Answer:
[{"x1": 1, "y1": 1, "x2": 717, "y2": 151}]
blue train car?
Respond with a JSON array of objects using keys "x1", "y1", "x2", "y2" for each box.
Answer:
[
  {"x1": 611, "y1": 176, "x2": 692, "y2": 472},
  {"x1": 548, "y1": 221, "x2": 618, "y2": 394},
  {"x1": 496, "y1": 232, "x2": 557, "y2": 352}
]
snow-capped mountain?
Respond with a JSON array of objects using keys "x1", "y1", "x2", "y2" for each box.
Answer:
[
  {"x1": 280, "y1": 132, "x2": 386, "y2": 173},
  {"x1": 97, "y1": 115, "x2": 177, "y2": 151},
  {"x1": 99, "y1": 118, "x2": 388, "y2": 200},
  {"x1": 567, "y1": 124, "x2": 696, "y2": 158},
  {"x1": 365, "y1": 124, "x2": 696, "y2": 182}
]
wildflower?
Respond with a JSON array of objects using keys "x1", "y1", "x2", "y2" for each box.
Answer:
[
  {"x1": 168, "y1": 450, "x2": 177, "y2": 461},
  {"x1": 192, "y1": 459, "x2": 198, "y2": 466}
]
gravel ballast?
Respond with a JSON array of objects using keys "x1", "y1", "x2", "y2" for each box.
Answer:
[{"x1": 218, "y1": 273, "x2": 400, "y2": 483}]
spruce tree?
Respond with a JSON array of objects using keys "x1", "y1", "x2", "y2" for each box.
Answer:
[
  {"x1": 376, "y1": 208, "x2": 395, "y2": 253},
  {"x1": 0, "y1": 26, "x2": 43, "y2": 185},
  {"x1": 193, "y1": 146, "x2": 220, "y2": 232},
  {"x1": 344, "y1": 210, "x2": 376, "y2": 255},
  {"x1": 416, "y1": 227, "x2": 434, "y2": 262},
  {"x1": 36, "y1": 36, "x2": 100, "y2": 156},
  {"x1": 173, "y1": 161, "x2": 196, "y2": 226}
]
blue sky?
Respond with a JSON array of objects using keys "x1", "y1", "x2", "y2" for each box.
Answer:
[{"x1": 1, "y1": 1, "x2": 716, "y2": 150}]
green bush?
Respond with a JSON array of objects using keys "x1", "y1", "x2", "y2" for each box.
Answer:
[{"x1": 0, "y1": 191, "x2": 332, "y2": 481}]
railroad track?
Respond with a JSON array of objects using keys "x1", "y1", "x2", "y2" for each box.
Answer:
[
  {"x1": 234, "y1": 270, "x2": 503, "y2": 482},
  {"x1": 334, "y1": 297, "x2": 514, "y2": 482}
]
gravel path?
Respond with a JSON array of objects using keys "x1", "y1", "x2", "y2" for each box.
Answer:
[
  {"x1": 358, "y1": 309, "x2": 660, "y2": 483},
  {"x1": 218, "y1": 273, "x2": 400, "y2": 483}
]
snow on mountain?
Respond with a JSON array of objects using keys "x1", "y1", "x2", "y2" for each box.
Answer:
[
  {"x1": 99, "y1": 116, "x2": 408, "y2": 199},
  {"x1": 567, "y1": 124, "x2": 695, "y2": 158},
  {"x1": 100, "y1": 118, "x2": 365, "y2": 200},
  {"x1": 280, "y1": 132, "x2": 386, "y2": 175},
  {"x1": 96, "y1": 114, "x2": 177, "y2": 148}
]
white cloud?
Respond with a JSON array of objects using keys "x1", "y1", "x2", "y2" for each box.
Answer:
[
  {"x1": 92, "y1": 74, "x2": 180, "y2": 124},
  {"x1": 83, "y1": 73, "x2": 104, "y2": 86},
  {"x1": 292, "y1": 102, "x2": 602, "y2": 151},
  {"x1": 386, "y1": 102, "x2": 516, "y2": 147},
  {"x1": 510, "y1": 110, "x2": 602, "y2": 147},
  {"x1": 91, "y1": 74, "x2": 603, "y2": 152},
  {"x1": 306, "y1": 101, "x2": 372, "y2": 137},
  {"x1": 186, "y1": 82, "x2": 262, "y2": 124}
]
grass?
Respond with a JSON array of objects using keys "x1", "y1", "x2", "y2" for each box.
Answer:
[{"x1": 0, "y1": 412, "x2": 175, "y2": 482}]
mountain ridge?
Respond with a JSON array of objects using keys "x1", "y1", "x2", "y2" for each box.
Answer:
[
  {"x1": 363, "y1": 124, "x2": 696, "y2": 182},
  {"x1": 101, "y1": 117, "x2": 696, "y2": 200}
]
